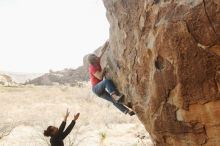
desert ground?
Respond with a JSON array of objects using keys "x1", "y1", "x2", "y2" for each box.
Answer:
[{"x1": 0, "y1": 85, "x2": 152, "y2": 146}]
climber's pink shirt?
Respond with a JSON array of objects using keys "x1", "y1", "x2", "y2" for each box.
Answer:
[{"x1": 89, "y1": 61, "x2": 102, "y2": 86}]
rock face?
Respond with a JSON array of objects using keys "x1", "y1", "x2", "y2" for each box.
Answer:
[{"x1": 102, "y1": 0, "x2": 220, "y2": 145}]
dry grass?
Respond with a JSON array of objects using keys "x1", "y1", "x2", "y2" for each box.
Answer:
[{"x1": 0, "y1": 85, "x2": 152, "y2": 146}]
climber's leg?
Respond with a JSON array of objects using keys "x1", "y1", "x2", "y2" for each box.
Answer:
[
  {"x1": 92, "y1": 79, "x2": 123, "y2": 102},
  {"x1": 100, "y1": 92, "x2": 129, "y2": 113}
]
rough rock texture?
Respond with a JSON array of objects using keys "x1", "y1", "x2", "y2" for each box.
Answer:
[{"x1": 102, "y1": 0, "x2": 220, "y2": 145}]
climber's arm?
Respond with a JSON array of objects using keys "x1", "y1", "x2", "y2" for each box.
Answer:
[{"x1": 93, "y1": 68, "x2": 106, "y2": 80}]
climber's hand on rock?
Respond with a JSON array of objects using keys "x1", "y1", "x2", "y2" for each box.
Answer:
[{"x1": 102, "y1": 67, "x2": 107, "y2": 75}]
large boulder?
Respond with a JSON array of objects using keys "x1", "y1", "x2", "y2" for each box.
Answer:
[{"x1": 102, "y1": 0, "x2": 220, "y2": 145}]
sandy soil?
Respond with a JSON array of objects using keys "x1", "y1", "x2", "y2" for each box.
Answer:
[{"x1": 0, "y1": 85, "x2": 152, "y2": 146}]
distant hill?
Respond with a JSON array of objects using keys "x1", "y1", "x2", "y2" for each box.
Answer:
[
  {"x1": 25, "y1": 55, "x2": 89, "y2": 85},
  {"x1": 0, "y1": 74, "x2": 15, "y2": 86},
  {"x1": 0, "y1": 71, "x2": 43, "y2": 83},
  {"x1": 24, "y1": 44, "x2": 105, "y2": 86}
]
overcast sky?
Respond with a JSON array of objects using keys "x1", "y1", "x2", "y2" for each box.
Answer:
[{"x1": 0, "y1": 0, "x2": 109, "y2": 73}]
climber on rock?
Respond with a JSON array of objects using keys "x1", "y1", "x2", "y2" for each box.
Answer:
[
  {"x1": 87, "y1": 41, "x2": 135, "y2": 116},
  {"x1": 43, "y1": 109, "x2": 80, "y2": 146}
]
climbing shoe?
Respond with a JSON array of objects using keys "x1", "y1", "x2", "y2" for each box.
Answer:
[
  {"x1": 128, "y1": 110, "x2": 135, "y2": 116},
  {"x1": 112, "y1": 94, "x2": 124, "y2": 103}
]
